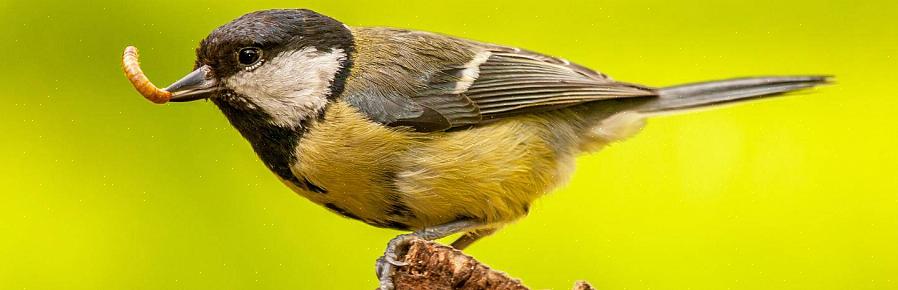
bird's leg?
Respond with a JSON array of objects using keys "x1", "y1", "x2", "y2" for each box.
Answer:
[
  {"x1": 376, "y1": 219, "x2": 482, "y2": 290},
  {"x1": 450, "y1": 227, "x2": 498, "y2": 250}
]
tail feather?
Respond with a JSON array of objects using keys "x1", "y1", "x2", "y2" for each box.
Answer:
[{"x1": 632, "y1": 76, "x2": 831, "y2": 115}]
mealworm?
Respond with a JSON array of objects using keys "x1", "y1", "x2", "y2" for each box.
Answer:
[{"x1": 122, "y1": 46, "x2": 171, "y2": 104}]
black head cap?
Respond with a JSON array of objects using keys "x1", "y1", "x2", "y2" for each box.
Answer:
[{"x1": 195, "y1": 9, "x2": 354, "y2": 79}]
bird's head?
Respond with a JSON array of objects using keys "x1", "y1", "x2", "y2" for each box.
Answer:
[{"x1": 165, "y1": 9, "x2": 354, "y2": 127}]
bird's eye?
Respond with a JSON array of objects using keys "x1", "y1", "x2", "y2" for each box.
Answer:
[{"x1": 237, "y1": 47, "x2": 263, "y2": 67}]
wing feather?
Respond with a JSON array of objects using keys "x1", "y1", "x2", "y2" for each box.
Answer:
[
  {"x1": 462, "y1": 50, "x2": 655, "y2": 118},
  {"x1": 342, "y1": 28, "x2": 657, "y2": 132}
]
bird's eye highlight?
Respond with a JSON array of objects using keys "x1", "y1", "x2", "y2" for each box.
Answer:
[{"x1": 237, "y1": 47, "x2": 263, "y2": 68}]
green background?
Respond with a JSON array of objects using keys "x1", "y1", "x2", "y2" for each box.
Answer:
[{"x1": 2, "y1": 0, "x2": 896, "y2": 289}]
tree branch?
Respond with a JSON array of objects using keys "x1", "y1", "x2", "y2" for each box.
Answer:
[{"x1": 386, "y1": 238, "x2": 595, "y2": 290}]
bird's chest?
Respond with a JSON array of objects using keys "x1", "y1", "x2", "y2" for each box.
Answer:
[
  {"x1": 253, "y1": 101, "x2": 575, "y2": 231},
  {"x1": 283, "y1": 102, "x2": 420, "y2": 229}
]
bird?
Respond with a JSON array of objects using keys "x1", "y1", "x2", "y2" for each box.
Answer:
[{"x1": 142, "y1": 8, "x2": 829, "y2": 289}]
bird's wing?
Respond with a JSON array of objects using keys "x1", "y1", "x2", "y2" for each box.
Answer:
[{"x1": 342, "y1": 28, "x2": 658, "y2": 132}]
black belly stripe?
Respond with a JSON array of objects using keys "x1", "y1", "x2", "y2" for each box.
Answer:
[
  {"x1": 303, "y1": 177, "x2": 327, "y2": 194},
  {"x1": 385, "y1": 193, "x2": 415, "y2": 218},
  {"x1": 324, "y1": 203, "x2": 362, "y2": 221},
  {"x1": 323, "y1": 203, "x2": 410, "y2": 230},
  {"x1": 370, "y1": 220, "x2": 411, "y2": 231},
  {"x1": 381, "y1": 170, "x2": 415, "y2": 219},
  {"x1": 454, "y1": 214, "x2": 476, "y2": 222},
  {"x1": 381, "y1": 220, "x2": 410, "y2": 230}
]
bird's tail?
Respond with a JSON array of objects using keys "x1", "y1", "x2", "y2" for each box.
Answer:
[{"x1": 631, "y1": 76, "x2": 831, "y2": 115}]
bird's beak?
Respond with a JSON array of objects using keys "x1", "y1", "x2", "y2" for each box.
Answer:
[{"x1": 164, "y1": 65, "x2": 219, "y2": 102}]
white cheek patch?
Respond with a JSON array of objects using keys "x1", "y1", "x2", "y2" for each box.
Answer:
[{"x1": 224, "y1": 47, "x2": 346, "y2": 127}]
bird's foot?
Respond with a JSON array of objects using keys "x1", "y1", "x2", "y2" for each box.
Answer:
[
  {"x1": 376, "y1": 233, "x2": 418, "y2": 290},
  {"x1": 374, "y1": 220, "x2": 481, "y2": 290}
]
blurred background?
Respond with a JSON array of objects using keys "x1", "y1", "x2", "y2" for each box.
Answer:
[{"x1": 1, "y1": 0, "x2": 896, "y2": 289}]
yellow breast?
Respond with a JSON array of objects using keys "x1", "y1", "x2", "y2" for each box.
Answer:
[{"x1": 288, "y1": 101, "x2": 592, "y2": 230}]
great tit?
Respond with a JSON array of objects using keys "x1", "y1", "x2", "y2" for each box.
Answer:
[{"x1": 142, "y1": 8, "x2": 828, "y2": 289}]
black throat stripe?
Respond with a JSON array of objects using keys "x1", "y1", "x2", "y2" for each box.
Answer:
[{"x1": 212, "y1": 93, "x2": 307, "y2": 186}]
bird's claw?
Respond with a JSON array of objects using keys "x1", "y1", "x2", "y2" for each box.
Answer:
[
  {"x1": 376, "y1": 233, "x2": 418, "y2": 290},
  {"x1": 375, "y1": 256, "x2": 395, "y2": 290},
  {"x1": 385, "y1": 233, "x2": 416, "y2": 266}
]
